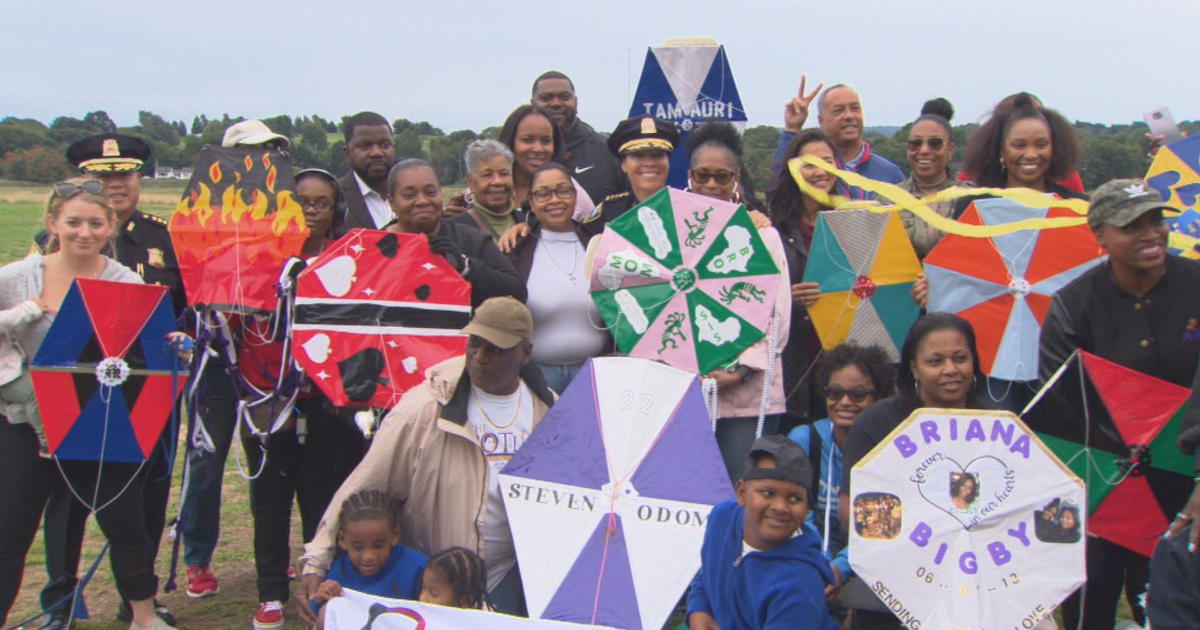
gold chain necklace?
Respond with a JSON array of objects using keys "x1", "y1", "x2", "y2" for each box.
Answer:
[
  {"x1": 471, "y1": 388, "x2": 523, "y2": 430},
  {"x1": 541, "y1": 237, "x2": 579, "y2": 282}
]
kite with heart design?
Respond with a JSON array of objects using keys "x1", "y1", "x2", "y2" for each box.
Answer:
[
  {"x1": 849, "y1": 408, "x2": 1084, "y2": 629},
  {"x1": 293, "y1": 229, "x2": 471, "y2": 408},
  {"x1": 586, "y1": 187, "x2": 782, "y2": 375}
]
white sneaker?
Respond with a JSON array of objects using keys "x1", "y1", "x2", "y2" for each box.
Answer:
[{"x1": 128, "y1": 617, "x2": 178, "y2": 630}]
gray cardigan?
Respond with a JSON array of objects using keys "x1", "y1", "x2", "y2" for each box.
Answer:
[{"x1": 0, "y1": 254, "x2": 140, "y2": 423}]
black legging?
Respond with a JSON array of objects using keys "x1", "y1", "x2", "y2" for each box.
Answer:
[{"x1": 0, "y1": 420, "x2": 159, "y2": 624}]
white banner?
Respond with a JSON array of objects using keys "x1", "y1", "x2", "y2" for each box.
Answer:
[{"x1": 324, "y1": 589, "x2": 617, "y2": 630}]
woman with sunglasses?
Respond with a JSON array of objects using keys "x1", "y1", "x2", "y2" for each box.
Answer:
[
  {"x1": 895, "y1": 98, "x2": 968, "y2": 259},
  {"x1": 787, "y1": 343, "x2": 895, "y2": 614},
  {"x1": 839, "y1": 313, "x2": 986, "y2": 629},
  {"x1": 0, "y1": 180, "x2": 181, "y2": 630},
  {"x1": 683, "y1": 122, "x2": 792, "y2": 481},
  {"x1": 505, "y1": 163, "x2": 608, "y2": 393}
]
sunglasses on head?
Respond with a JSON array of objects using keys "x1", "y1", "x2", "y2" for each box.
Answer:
[
  {"x1": 689, "y1": 169, "x2": 736, "y2": 186},
  {"x1": 53, "y1": 180, "x2": 103, "y2": 197},
  {"x1": 906, "y1": 137, "x2": 945, "y2": 150},
  {"x1": 824, "y1": 386, "x2": 876, "y2": 403}
]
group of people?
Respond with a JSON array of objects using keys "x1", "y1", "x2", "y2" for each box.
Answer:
[{"x1": 0, "y1": 67, "x2": 1195, "y2": 630}]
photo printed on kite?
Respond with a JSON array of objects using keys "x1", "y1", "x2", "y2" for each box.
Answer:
[
  {"x1": 1033, "y1": 497, "x2": 1082, "y2": 544},
  {"x1": 853, "y1": 492, "x2": 902, "y2": 540}
]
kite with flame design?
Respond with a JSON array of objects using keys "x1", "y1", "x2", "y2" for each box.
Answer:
[{"x1": 169, "y1": 146, "x2": 309, "y2": 313}]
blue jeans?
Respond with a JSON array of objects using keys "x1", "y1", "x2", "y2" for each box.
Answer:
[
  {"x1": 179, "y1": 357, "x2": 239, "y2": 567},
  {"x1": 714, "y1": 414, "x2": 782, "y2": 485},
  {"x1": 535, "y1": 361, "x2": 585, "y2": 395}
]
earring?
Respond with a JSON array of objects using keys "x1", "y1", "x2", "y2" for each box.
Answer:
[{"x1": 998, "y1": 157, "x2": 1006, "y2": 173}]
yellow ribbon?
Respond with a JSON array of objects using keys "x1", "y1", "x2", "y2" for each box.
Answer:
[{"x1": 787, "y1": 155, "x2": 1093, "y2": 238}]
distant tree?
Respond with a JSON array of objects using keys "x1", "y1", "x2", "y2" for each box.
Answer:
[
  {"x1": 190, "y1": 115, "x2": 206, "y2": 135},
  {"x1": 394, "y1": 129, "x2": 424, "y2": 161},
  {"x1": 82, "y1": 111, "x2": 117, "y2": 133},
  {"x1": 479, "y1": 126, "x2": 501, "y2": 139},
  {"x1": 137, "y1": 111, "x2": 181, "y2": 146},
  {"x1": 427, "y1": 130, "x2": 477, "y2": 184},
  {"x1": 2, "y1": 145, "x2": 74, "y2": 182},
  {"x1": 392, "y1": 118, "x2": 413, "y2": 134},
  {"x1": 299, "y1": 121, "x2": 328, "y2": 150},
  {"x1": 742, "y1": 125, "x2": 781, "y2": 195},
  {"x1": 413, "y1": 121, "x2": 444, "y2": 136},
  {"x1": 0, "y1": 118, "x2": 53, "y2": 156}
]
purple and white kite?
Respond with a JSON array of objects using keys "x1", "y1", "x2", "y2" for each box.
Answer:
[{"x1": 499, "y1": 357, "x2": 732, "y2": 630}]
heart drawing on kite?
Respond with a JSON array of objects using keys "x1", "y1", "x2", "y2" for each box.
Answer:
[{"x1": 913, "y1": 454, "x2": 1015, "y2": 530}]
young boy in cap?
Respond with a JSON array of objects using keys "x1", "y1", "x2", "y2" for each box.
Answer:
[{"x1": 687, "y1": 435, "x2": 838, "y2": 630}]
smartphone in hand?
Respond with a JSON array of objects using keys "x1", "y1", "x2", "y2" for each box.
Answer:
[{"x1": 1144, "y1": 107, "x2": 1184, "y2": 145}]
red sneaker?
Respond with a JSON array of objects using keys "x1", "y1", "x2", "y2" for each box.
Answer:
[
  {"x1": 286, "y1": 566, "x2": 296, "y2": 581},
  {"x1": 253, "y1": 601, "x2": 285, "y2": 630},
  {"x1": 185, "y1": 565, "x2": 220, "y2": 598}
]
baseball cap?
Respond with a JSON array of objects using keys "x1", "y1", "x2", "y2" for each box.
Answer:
[
  {"x1": 1087, "y1": 178, "x2": 1174, "y2": 230},
  {"x1": 741, "y1": 434, "x2": 812, "y2": 488},
  {"x1": 221, "y1": 119, "x2": 291, "y2": 149},
  {"x1": 461, "y1": 297, "x2": 533, "y2": 349}
]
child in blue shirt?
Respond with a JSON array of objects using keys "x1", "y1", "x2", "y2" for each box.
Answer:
[
  {"x1": 687, "y1": 435, "x2": 838, "y2": 630},
  {"x1": 312, "y1": 489, "x2": 427, "y2": 628}
]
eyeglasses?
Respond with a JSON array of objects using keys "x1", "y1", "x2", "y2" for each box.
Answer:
[
  {"x1": 530, "y1": 184, "x2": 576, "y2": 204},
  {"x1": 53, "y1": 180, "x2": 103, "y2": 197},
  {"x1": 297, "y1": 197, "x2": 334, "y2": 212},
  {"x1": 689, "y1": 169, "x2": 736, "y2": 186},
  {"x1": 906, "y1": 137, "x2": 946, "y2": 150},
  {"x1": 824, "y1": 386, "x2": 876, "y2": 403}
]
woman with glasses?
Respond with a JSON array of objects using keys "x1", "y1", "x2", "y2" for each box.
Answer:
[
  {"x1": 839, "y1": 313, "x2": 986, "y2": 629},
  {"x1": 505, "y1": 163, "x2": 607, "y2": 393},
  {"x1": 894, "y1": 98, "x2": 968, "y2": 259},
  {"x1": 682, "y1": 122, "x2": 792, "y2": 481},
  {"x1": 0, "y1": 180, "x2": 181, "y2": 630},
  {"x1": 787, "y1": 342, "x2": 895, "y2": 620}
]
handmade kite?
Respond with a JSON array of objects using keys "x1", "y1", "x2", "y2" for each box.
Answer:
[
  {"x1": 849, "y1": 408, "x2": 1084, "y2": 629},
  {"x1": 169, "y1": 146, "x2": 309, "y2": 314},
  {"x1": 499, "y1": 357, "x2": 732, "y2": 630},
  {"x1": 322, "y1": 589, "x2": 616, "y2": 630},
  {"x1": 293, "y1": 229, "x2": 471, "y2": 408},
  {"x1": 1023, "y1": 351, "x2": 1194, "y2": 557},
  {"x1": 803, "y1": 209, "x2": 921, "y2": 361},
  {"x1": 924, "y1": 197, "x2": 1104, "y2": 381},
  {"x1": 588, "y1": 187, "x2": 782, "y2": 375},
  {"x1": 629, "y1": 39, "x2": 747, "y2": 188},
  {"x1": 31, "y1": 278, "x2": 186, "y2": 462},
  {"x1": 1145, "y1": 135, "x2": 1200, "y2": 258}
]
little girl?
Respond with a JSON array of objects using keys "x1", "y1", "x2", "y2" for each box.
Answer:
[
  {"x1": 0, "y1": 296, "x2": 52, "y2": 456},
  {"x1": 312, "y1": 489, "x2": 427, "y2": 626},
  {"x1": 419, "y1": 547, "x2": 488, "y2": 610}
]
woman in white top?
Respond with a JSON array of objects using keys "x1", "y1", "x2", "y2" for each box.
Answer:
[{"x1": 505, "y1": 163, "x2": 608, "y2": 393}]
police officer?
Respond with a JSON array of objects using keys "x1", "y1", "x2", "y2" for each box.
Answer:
[
  {"x1": 36, "y1": 133, "x2": 184, "y2": 629},
  {"x1": 580, "y1": 116, "x2": 679, "y2": 238}
]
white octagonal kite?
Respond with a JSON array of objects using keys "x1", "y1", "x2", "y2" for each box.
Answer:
[{"x1": 849, "y1": 408, "x2": 1085, "y2": 629}]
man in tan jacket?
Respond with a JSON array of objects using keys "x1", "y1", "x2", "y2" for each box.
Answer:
[{"x1": 296, "y1": 297, "x2": 556, "y2": 621}]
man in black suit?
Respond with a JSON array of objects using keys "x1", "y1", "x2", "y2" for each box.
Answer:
[{"x1": 338, "y1": 112, "x2": 395, "y2": 230}]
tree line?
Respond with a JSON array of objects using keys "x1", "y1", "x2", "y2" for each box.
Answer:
[{"x1": 1, "y1": 110, "x2": 1194, "y2": 193}]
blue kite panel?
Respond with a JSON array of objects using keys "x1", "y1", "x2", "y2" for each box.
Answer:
[
  {"x1": 55, "y1": 385, "x2": 143, "y2": 463},
  {"x1": 31, "y1": 283, "x2": 95, "y2": 367},
  {"x1": 542, "y1": 514, "x2": 641, "y2": 630}
]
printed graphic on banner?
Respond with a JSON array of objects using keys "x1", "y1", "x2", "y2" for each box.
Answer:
[{"x1": 322, "y1": 588, "x2": 616, "y2": 629}]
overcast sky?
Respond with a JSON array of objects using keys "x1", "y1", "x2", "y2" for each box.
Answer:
[{"x1": 3, "y1": 0, "x2": 1197, "y2": 134}]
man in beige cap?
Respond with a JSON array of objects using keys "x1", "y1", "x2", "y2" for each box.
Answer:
[
  {"x1": 296, "y1": 297, "x2": 554, "y2": 622},
  {"x1": 1039, "y1": 178, "x2": 1200, "y2": 628}
]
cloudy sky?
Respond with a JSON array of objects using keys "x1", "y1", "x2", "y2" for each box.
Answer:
[{"x1": 3, "y1": 0, "x2": 1196, "y2": 133}]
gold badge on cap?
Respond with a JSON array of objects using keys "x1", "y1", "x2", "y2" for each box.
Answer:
[
  {"x1": 147, "y1": 248, "x2": 165, "y2": 269},
  {"x1": 640, "y1": 117, "x2": 656, "y2": 135},
  {"x1": 102, "y1": 138, "x2": 120, "y2": 158}
]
